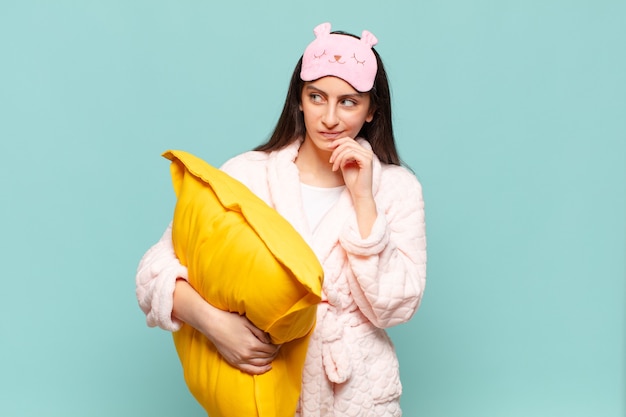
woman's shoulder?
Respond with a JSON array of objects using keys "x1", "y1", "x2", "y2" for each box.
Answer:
[
  {"x1": 375, "y1": 162, "x2": 424, "y2": 211},
  {"x1": 220, "y1": 150, "x2": 270, "y2": 176},
  {"x1": 222, "y1": 150, "x2": 270, "y2": 166},
  {"x1": 379, "y1": 163, "x2": 423, "y2": 192}
]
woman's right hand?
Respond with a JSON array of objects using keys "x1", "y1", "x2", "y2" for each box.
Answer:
[
  {"x1": 203, "y1": 308, "x2": 281, "y2": 375},
  {"x1": 172, "y1": 279, "x2": 280, "y2": 375}
]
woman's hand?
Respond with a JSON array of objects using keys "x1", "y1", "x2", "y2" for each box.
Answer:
[
  {"x1": 329, "y1": 137, "x2": 374, "y2": 199},
  {"x1": 329, "y1": 137, "x2": 378, "y2": 237},
  {"x1": 172, "y1": 279, "x2": 280, "y2": 375},
  {"x1": 204, "y1": 309, "x2": 281, "y2": 375}
]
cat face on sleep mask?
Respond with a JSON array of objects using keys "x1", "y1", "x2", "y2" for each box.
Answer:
[{"x1": 300, "y1": 22, "x2": 379, "y2": 93}]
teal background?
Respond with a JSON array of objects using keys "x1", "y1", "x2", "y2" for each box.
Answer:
[{"x1": 1, "y1": 1, "x2": 624, "y2": 416}]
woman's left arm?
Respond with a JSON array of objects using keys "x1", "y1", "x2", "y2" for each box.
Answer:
[
  {"x1": 330, "y1": 137, "x2": 378, "y2": 238},
  {"x1": 339, "y1": 168, "x2": 427, "y2": 328}
]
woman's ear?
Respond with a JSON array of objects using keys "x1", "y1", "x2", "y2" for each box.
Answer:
[{"x1": 366, "y1": 106, "x2": 376, "y2": 123}]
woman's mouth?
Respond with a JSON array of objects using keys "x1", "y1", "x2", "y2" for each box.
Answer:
[{"x1": 319, "y1": 131, "x2": 343, "y2": 139}]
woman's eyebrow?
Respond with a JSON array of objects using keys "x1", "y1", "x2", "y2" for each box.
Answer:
[
  {"x1": 339, "y1": 92, "x2": 365, "y2": 99},
  {"x1": 304, "y1": 85, "x2": 325, "y2": 94},
  {"x1": 304, "y1": 85, "x2": 365, "y2": 99}
]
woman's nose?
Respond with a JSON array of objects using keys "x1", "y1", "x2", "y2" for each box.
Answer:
[{"x1": 322, "y1": 105, "x2": 339, "y2": 127}]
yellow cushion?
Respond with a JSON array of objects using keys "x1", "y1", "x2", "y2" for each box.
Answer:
[{"x1": 163, "y1": 150, "x2": 323, "y2": 417}]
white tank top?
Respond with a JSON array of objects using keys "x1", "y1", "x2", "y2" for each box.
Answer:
[{"x1": 300, "y1": 183, "x2": 345, "y2": 232}]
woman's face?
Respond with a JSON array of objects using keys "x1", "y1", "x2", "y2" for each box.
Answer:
[{"x1": 300, "y1": 76, "x2": 374, "y2": 153}]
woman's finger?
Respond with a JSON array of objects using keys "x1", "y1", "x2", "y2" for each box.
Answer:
[
  {"x1": 244, "y1": 320, "x2": 272, "y2": 343},
  {"x1": 239, "y1": 363, "x2": 273, "y2": 375},
  {"x1": 331, "y1": 146, "x2": 371, "y2": 172}
]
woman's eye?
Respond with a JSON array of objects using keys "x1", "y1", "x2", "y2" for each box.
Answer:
[
  {"x1": 341, "y1": 99, "x2": 357, "y2": 107},
  {"x1": 310, "y1": 94, "x2": 323, "y2": 102}
]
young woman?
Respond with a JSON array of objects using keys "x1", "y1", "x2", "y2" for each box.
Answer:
[{"x1": 136, "y1": 22, "x2": 427, "y2": 417}]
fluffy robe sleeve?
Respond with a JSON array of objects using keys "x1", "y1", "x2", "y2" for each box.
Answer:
[
  {"x1": 339, "y1": 165, "x2": 426, "y2": 328},
  {"x1": 135, "y1": 223, "x2": 189, "y2": 331}
]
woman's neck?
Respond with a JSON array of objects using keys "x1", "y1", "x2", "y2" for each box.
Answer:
[{"x1": 295, "y1": 138, "x2": 345, "y2": 187}]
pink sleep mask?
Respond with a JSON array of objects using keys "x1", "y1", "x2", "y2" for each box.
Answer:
[{"x1": 300, "y1": 22, "x2": 378, "y2": 92}]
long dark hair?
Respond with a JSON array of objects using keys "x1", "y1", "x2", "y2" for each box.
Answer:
[{"x1": 254, "y1": 33, "x2": 401, "y2": 166}]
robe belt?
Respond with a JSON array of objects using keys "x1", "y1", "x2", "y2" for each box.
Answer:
[{"x1": 318, "y1": 302, "x2": 352, "y2": 384}]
